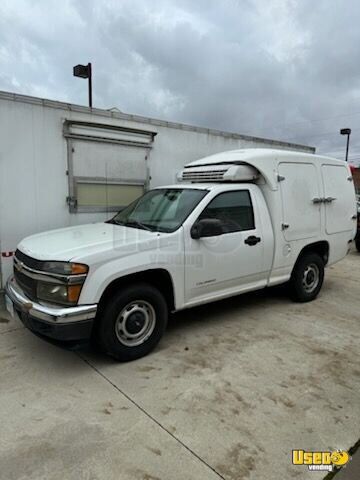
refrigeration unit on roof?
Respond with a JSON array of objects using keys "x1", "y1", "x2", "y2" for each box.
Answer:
[{"x1": 177, "y1": 163, "x2": 259, "y2": 183}]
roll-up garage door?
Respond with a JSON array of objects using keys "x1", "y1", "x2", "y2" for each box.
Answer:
[{"x1": 64, "y1": 121, "x2": 157, "y2": 213}]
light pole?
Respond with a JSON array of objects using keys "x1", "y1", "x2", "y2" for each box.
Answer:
[
  {"x1": 73, "y1": 62, "x2": 92, "y2": 108},
  {"x1": 340, "y1": 128, "x2": 351, "y2": 162}
]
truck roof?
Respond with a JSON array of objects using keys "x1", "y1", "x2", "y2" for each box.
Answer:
[
  {"x1": 178, "y1": 148, "x2": 348, "y2": 190},
  {"x1": 153, "y1": 183, "x2": 222, "y2": 191},
  {"x1": 187, "y1": 148, "x2": 344, "y2": 167}
]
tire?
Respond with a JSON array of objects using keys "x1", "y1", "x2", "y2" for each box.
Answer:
[
  {"x1": 289, "y1": 253, "x2": 324, "y2": 303},
  {"x1": 356, "y1": 238, "x2": 360, "y2": 252},
  {"x1": 97, "y1": 283, "x2": 168, "y2": 361}
]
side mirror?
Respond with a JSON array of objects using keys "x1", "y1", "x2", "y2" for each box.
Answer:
[{"x1": 191, "y1": 218, "x2": 223, "y2": 239}]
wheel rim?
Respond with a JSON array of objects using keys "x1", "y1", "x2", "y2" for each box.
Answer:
[
  {"x1": 115, "y1": 300, "x2": 156, "y2": 347},
  {"x1": 302, "y1": 263, "x2": 320, "y2": 293}
]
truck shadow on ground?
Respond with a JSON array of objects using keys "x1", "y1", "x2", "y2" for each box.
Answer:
[
  {"x1": 77, "y1": 283, "x2": 292, "y2": 364},
  {"x1": 167, "y1": 283, "x2": 290, "y2": 334}
]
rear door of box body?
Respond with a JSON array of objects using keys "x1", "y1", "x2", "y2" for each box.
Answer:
[
  {"x1": 278, "y1": 162, "x2": 321, "y2": 242},
  {"x1": 321, "y1": 164, "x2": 355, "y2": 235}
]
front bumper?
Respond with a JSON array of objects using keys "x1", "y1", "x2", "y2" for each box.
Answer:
[{"x1": 5, "y1": 276, "x2": 97, "y2": 342}]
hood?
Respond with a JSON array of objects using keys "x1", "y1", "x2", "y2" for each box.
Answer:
[{"x1": 17, "y1": 223, "x2": 158, "y2": 262}]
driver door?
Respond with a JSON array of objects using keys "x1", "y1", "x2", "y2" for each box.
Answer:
[{"x1": 183, "y1": 188, "x2": 266, "y2": 305}]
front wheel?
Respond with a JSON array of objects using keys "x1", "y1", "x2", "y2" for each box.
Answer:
[
  {"x1": 97, "y1": 283, "x2": 168, "y2": 361},
  {"x1": 289, "y1": 253, "x2": 324, "y2": 302}
]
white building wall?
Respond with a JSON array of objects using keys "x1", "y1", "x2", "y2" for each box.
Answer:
[{"x1": 0, "y1": 91, "x2": 314, "y2": 288}]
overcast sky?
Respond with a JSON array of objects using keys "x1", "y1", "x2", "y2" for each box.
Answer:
[{"x1": 1, "y1": 0, "x2": 360, "y2": 164}]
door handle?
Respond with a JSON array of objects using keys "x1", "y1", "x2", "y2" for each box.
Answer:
[
  {"x1": 244, "y1": 235, "x2": 261, "y2": 246},
  {"x1": 324, "y1": 197, "x2": 336, "y2": 203}
]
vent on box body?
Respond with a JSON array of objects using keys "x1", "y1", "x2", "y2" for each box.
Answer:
[{"x1": 177, "y1": 163, "x2": 259, "y2": 183}]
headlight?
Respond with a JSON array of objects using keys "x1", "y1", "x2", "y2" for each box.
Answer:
[
  {"x1": 35, "y1": 262, "x2": 88, "y2": 306},
  {"x1": 36, "y1": 262, "x2": 88, "y2": 305},
  {"x1": 37, "y1": 282, "x2": 83, "y2": 306},
  {"x1": 41, "y1": 262, "x2": 88, "y2": 275}
]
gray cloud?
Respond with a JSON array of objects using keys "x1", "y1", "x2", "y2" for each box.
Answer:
[{"x1": 1, "y1": 0, "x2": 360, "y2": 163}]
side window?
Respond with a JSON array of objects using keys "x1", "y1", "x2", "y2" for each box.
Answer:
[{"x1": 198, "y1": 190, "x2": 255, "y2": 233}]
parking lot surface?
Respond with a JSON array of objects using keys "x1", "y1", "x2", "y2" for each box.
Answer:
[{"x1": 0, "y1": 249, "x2": 359, "y2": 480}]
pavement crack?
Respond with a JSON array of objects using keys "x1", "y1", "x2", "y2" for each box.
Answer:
[
  {"x1": 323, "y1": 437, "x2": 360, "y2": 479},
  {"x1": 77, "y1": 352, "x2": 226, "y2": 480},
  {"x1": 329, "y1": 274, "x2": 359, "y2": 284}
]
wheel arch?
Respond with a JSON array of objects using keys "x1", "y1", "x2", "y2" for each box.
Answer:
[
  {"x1": 292, "y1": 240, "x2": 329, "y2": 275},
  {"x1": 96, "y1": 269, "x2": 176, "y2": 316}
]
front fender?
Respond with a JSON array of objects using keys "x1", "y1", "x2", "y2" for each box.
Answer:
[{"x1": 78, "y1": 240, "x2": 185, "y2": 309}]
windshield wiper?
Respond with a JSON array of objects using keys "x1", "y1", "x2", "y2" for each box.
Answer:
[
  {"x1": 105, "y1": 218, "x2": 125, "y2": 226},
  {"x1": 125, "y1": 220, "x2": 154, "y2": 231},
  {"x1": 106, "y1": 218, "x2": 154, "y2": 230}
]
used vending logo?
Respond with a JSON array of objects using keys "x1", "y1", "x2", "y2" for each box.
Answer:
[{"x1": 292, "y1": 449, "x2": 350, "y2": 472}]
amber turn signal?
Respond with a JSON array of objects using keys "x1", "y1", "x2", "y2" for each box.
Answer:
[
  {"x1": 67, "y1": 284, "x2": 83, "y2": 303},
  {"x1": 71, "y1": 263, "x2": 88, "y2": 275}
]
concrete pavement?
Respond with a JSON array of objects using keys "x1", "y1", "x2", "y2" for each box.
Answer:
[{"x1": 1, "y1": 249, "x2": 359, "y2": 479}]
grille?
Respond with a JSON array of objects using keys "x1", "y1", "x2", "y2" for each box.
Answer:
[
  {"x1": 14, "y1": 268, "x2": 37, "y2": 301},
  {"x1": 14, "y1": 250, "x2": 42, "y2": 301},
  {"x1": 15, "y1": 249, "x2": 44, "y2": 270},
  {"x1": 181, "y1": 168, "x2": 228, "y2": 182}
]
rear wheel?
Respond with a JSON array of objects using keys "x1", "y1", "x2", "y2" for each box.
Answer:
[
  {"x1": 97, "y1": 283, "x2": 168, "y2": 361},
  {"x1": 289, "y1": 253, "x2": 324, "y2": 302}
]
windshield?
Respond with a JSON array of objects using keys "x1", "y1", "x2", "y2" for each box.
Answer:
[{"x1": 110, "y1": 188, "x2": 208, "y2": 232}]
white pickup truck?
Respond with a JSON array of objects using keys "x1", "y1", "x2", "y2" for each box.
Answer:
[{"x1": 5, "y1": 149, "x2": 357, "y2": 361}]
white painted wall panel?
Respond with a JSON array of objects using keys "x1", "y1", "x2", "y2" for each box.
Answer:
[{"x1": 0, "y1": 92, "x2": 314, "y2": 287}]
